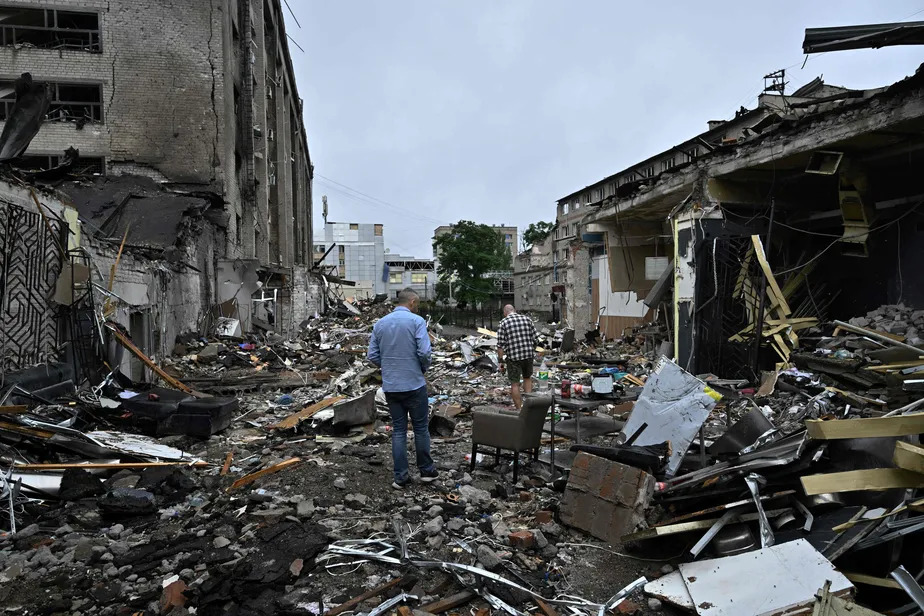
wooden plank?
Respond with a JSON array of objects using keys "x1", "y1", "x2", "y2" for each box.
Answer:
[
  {"x1": 651, "y1": 491, "x2": 794, "y2": 527},
  {"x1": 0, "y1": 420, "x2": 54, "y2": 439},
  {"x1": 271, "y1": 396, "x2": 344, "y2": 430},
  {"x1": 751, "y1": 235, "x2": 792, "y2": 316},
  {"x1": 0, "y1": 405, "x2": 28, "y2": 415},
  {"x1": 534, "y1": 597, "x2": 560, "y2": 616},
  {"x1": 323, "y1": 578, "x2": 403, "y2": 616},
  {"x1": 893, "y1": 441, "x2": 924, "y2": 475},
  {"x1": 106, "y1": 324, "x2": 200, "y2": 396},
  {"x1": 801, "y1": 468, "x2": 924, "y2": 496},
  {"x1": 228, "y1": 457, "x2": 302, "y2": 491},
  {"x1": 832, "y1": 498, "x2": 924, "y2": 532},
  {"x1": 865, "y1": 361, "x2": 924, "y2": 373},
  {"x1": 418, "y1": 590, "x2": 477, "y2": 614},
  {"x1": 477, "y1": 327, "x2": 497, "y2": 338},
  {"x1": 805, "y1": 415, "x2": 924, "y2": 440},
  {"x1": 842, "y1": 572, "x2": 902, "y2": 590},
  {"x1": 13, "y1": 461, "x2": 208, "y2": 470},
  {"x1": 622, "y1": 510, "x2": 788, "y2": 542},
  {"x1": 220, "y1": 452, "x2": 233, "y2": 476}
]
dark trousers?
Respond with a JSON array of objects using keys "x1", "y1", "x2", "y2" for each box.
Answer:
[{"x1": 384, "y1": 386, "x2": 434, "y2": 482}]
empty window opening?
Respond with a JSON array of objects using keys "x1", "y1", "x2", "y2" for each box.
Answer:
[
  {"x1": 411, "y1": 272, "x2": 427, "y2": 284},
  {"x1": 0, "y1": 7, "x2": 101, "y2": 52},
  {"x1": 12, "y1": 153, "x2": 104, "y2": 174},
  {"x1": 0, "y1": 80, "x2": 103, "y2": 123}
]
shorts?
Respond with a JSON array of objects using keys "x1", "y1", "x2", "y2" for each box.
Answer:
[{"x1": 505, "y1": 358, "x2": 534, "y2": 382}]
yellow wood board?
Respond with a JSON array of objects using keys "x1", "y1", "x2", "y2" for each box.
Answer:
[
  {"x1": 805, "y1": 414, "x2": 924, "y2": 439},
  {"x1": 751, "y1": 235, "x2": 792, "y2": 315},
  {"x1": 893, "y1": 440, "x2": 924, "y2": 475},
  {"x1": 801, "y1": 468, "x2": 924, "y2": 495}
]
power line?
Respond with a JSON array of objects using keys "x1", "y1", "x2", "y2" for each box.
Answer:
[{"x1": 316, "y1": 174, "x2": 451, "y2": 226}]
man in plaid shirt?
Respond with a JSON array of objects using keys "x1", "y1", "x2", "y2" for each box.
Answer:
[{"x1": 496, "y1": 304, "x2": 538, "y2": 409}]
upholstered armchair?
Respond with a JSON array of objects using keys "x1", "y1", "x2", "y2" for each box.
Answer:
[{"x1": 470, "y1": 394, "x2": 552, "y2": 482}]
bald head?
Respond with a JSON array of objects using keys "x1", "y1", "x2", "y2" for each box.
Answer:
[{"x1": 503, "y1": 304, "x2": 515, "y2": 316}]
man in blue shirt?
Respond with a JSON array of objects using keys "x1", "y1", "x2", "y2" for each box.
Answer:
[{"x1": 367, "y1": 288, "x2": 438, "y2": 488}]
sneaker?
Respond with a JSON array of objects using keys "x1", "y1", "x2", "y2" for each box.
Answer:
[
  {"x1": 392, "y1": 477, "x2": 411, "y2": 490},
  {"x1": 420, "y1": 468, "x2": 439, "y2": 483}
]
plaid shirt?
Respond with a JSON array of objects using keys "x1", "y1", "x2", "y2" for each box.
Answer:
[{"x1": 497, "y1": 312, "x2": 537, "y2": 361}]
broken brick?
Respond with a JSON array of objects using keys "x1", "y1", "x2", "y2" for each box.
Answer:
[
  {"x1": 559, "y1": 452, "x2": 654, "y2": 545},
  {"x1": 160, "y1": 579, "x2": 187, "y2": 614},
  {"x1": 509, "y1": 530, "x2": 535, "y2": 549},
  {"x1": 615, "y1": 599, "x2": 641, "y2": 615},
  {"x1": 534, "y1": 510, "x2": 553, "y2": 524},
  {"x1": 518, "y1": 491, "x2": 533, "y2": 502}
]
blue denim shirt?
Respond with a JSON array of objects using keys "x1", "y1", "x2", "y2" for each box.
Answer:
[{"x1": 367, "y1": 306, "x2": 431, "y2": 392}]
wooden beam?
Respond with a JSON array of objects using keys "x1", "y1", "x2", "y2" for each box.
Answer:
[
  {"x1": 0, "y1": 405, "x2": 28, "y2": 415},
  {"x1": 801, "y1": 468, "x2": 924, "y2": 496},
  {"x1": 271, "y1": 396, "x2": 344, "y2": 430},
  {"x1": 622, "y1": 510, "x2": 788, "y2": 542},
  {"x1": 833, "y1": 320, "x2": 924, "y2": 357},
  {"x1": 13, "y1": 461, "x2": 208, "y2": 470},
  {"x1": 805, "y1": 415, "x2": 924, "y2": 440},
  {"x1": 418, "y1": 590, "x2": 477, "y2": 614},
  {"x1": 323, "y1": 578, "x2": 403, "y2": 616},
  {"x1": 106, "y1": 323, "x2": 201, "y2": 396},
  {"x1": 893, "y1": 441, "x2": 924, "y2": 475},
  {"x1": 228, "y1": 457, "x2": 302, "y2": 491},
  {"x1": 751, "y1": 235, "x2": 792, "y2": 315}
]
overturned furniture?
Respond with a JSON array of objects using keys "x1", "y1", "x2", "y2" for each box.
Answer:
[{"x1": 470, "y1": 394, "x2": 551, "y2": 482}]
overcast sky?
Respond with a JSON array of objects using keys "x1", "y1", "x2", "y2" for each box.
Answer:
[{"x1": 287, "y1": 1, "x2": 924, "y2": 258}]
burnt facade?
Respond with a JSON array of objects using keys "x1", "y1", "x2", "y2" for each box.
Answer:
[
  {"x1": 0, "y1": 0, "x2": 313, "y2": 267},
  {"x1": 551, "y1": 66, "x2": 924, "y2": 375}
]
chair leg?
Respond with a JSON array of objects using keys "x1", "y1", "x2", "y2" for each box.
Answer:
[
  {"x1": 512, "y1": 452, "x2": 519, "y2": 483},
  {"x1": 470, "y1": 443, "x2": 477, "y2": 472},
  {"x1": 495, "y1": 448, "x2": 500, "y2": 466}
]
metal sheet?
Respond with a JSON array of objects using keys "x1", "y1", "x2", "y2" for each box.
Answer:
[
  {"x1": 678, "y1": 539, "x2": 853, "y2": 616},
  {"x1": 620, "y1": 358, "x2": 721, "y2": 477},
  {"x1": 889, "y1": 565, "x2": 924, "y2": 613}
]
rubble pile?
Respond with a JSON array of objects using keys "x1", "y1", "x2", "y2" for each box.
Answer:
[{"x1": 0, "y1": 301, "x2": 922, "y2": 616}]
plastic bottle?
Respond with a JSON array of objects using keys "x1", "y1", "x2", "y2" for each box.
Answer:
[{"x1": 536, "y1": 359, "x2": 549, "y2": 391}]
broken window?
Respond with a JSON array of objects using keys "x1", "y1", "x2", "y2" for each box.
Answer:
[
  {"x1": 374, "y1": 223, "x2": 383, "y2": 236},
  {"x1": 13, "y1": 153, "x2": 104, "y2": 174},
  {"x1": 411, "y1": 272, "x2": 427, "y2": 284},
  {"x1": 0, "y1": 7, "x2": 101, "y2": 52},
  {"x1": 349, "y1": 223, "x2": 359, "y2": 230},
  {"x1": 645, "y1": 166, "x2": 655, "y2": 177},
  {"x1": 661, "y1": 157, "x2": 675, "y2": 171},
  {"x1": 0, "y1": 80, "x2": 103, "y2": 123},
  {"x1": 388, "y1": 272, "x2": 403, "y2": 284}
]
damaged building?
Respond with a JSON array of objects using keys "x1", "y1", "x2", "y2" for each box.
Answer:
[
  {"x1": 0, "y1": 0, "x2": 319, "y2": 377},
  {"x1": 548, "y1": 62, "x2": 924, "y2": 376}
]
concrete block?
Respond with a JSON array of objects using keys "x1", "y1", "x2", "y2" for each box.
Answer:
[{"x1": 559, "y1": 452, "x2": 654, "y2": 545}]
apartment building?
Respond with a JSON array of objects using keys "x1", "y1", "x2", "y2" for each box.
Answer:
[{"x1": 0, "y1": 0, "x2": 313, "y2": 267}]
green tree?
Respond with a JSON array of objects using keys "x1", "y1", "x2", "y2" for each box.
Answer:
[
  {"x1": 434, "y1": 220, "x2": 512, "y2": 305},
  {"x1": 522, "y1": 221, "x2": 554, "y2": 249}
]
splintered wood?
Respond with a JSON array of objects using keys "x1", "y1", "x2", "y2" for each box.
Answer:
[
  {"x1": 728, "y1": 235, "x2": 814, "y2": 361},
  {"x1": 227, "y1": 457, "x2": 302, "y2": 491},
  {"x1": 272, "y1": 396, "x2": 344, "y2": 430}
]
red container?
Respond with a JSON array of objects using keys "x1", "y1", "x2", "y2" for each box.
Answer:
[{"x1": 561, "y1": 379, "x2": 571, "y2": 398}]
